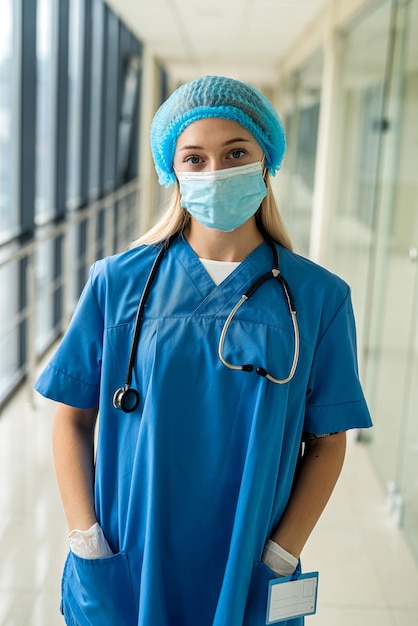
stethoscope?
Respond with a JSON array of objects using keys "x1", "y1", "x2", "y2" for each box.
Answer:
[{"x1": 113, "y1": 234, "x2": 300, "y2": 413}]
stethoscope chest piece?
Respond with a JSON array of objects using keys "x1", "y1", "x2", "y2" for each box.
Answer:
[{"x1": 113, "y1": 385, "x2": 140, "y2": 413}]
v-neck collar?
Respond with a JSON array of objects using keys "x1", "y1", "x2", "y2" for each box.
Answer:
[{"x1": 173, "y1": 234, "x2": 275, "y2": 316}]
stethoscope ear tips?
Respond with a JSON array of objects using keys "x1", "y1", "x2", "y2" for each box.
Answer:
[{"x1": 113, "y1": 386, "x2": 140, "y2": 413}]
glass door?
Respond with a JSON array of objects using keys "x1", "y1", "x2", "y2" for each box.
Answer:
[
  {"x1": 328, "y1": 0, "x2": 393, "y2": 355},
  {"x1": 364, "y1": 0, "x2": 418, "y2": 562},
  {"x1": 392, "y1": 0, "x2": 418, "y2": 561}
]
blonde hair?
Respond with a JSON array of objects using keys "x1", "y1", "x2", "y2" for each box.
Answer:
[{"x1": 131, "y1": 174, "x2": 293, "y2": 251}]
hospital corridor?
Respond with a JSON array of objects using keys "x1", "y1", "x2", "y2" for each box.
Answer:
[{"x1": 1, "y1": 0, "x2": 418, "y2": 624}]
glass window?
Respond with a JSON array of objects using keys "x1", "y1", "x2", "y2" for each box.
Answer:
[
  {"x1": 88, "y1": 0, "x2": 105, "y2": 200},
  {"x1": 35, "y1": 232, "x2": 55, "y2": 353},
  {"x1": 328, "y1": 0, "x2": 393, "y2": 345},
  {"x1": 0, "y1": 253, "x2": 19, "y2": 404},
  {"x1": 67, "y1": 0, "x2": 85, "y2": 210},
  {"x1": 278, "y1": 53, "x2": 323, "y2": 255},
  {"x1": 67, "y1": 217, "x2": 80, "y2": 310},
  {"x1": 0, "y1": 0, "x2": 19, "y2": 243},
  {"x1": 0, "y1": 1, "x2": 20, "y2": 400},
  {"x1": 35, "y1": 0, "x2": 58, "y2": 223},
  {"x1": 103, "y1": 9, "x2": 119, "y2": 193},
  {"x1": 361, "y1": 0, "x2": 418, "y2": 563},
  {"x1": 117, "y1": 55, "x2": 141, "y2": 184}
]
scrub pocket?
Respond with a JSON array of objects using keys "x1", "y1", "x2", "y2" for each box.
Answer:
[
  {"x1": 60, "y1": 550, "x2": 137, "y2": 626},
  {"x1": 243, "y1": 560, "x2": 304, "y2": 626}
]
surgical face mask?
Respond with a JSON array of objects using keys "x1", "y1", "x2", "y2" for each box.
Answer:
[{"x1": 177, "y1": 161, "x2": 267, "y2": 232}]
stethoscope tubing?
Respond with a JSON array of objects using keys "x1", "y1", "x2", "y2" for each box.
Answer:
[
  {"x1": 113, "y1": 237, "x2": 172, "y2": 412},
  {"x1": 125, "y1": 241, "x2": 169, "y2": 387},
  {"x1": 114, "y1": 233, "x2": 299, "y2": 412},
  {"x1": 217, "y1": 255, "x2": 300, "y2": 384}
]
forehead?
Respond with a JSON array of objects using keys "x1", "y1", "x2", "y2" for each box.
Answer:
[{"x1": 175, "y1": 118, "x2": 260, "y2": 149}]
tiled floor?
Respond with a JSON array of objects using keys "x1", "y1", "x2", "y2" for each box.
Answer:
[
  {"x1": 1, "y1": 383, "x2": 418, "y2": 626},
  {"x1": 303, "y1": 432, "x2": 418, "y2": 626}
]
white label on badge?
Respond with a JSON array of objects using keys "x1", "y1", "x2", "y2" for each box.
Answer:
[{"x1": 266, "y1": 572, "x2": 319, "y2": 624}]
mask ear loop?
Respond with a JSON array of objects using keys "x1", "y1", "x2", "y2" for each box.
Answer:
[
  {"x1": 261, "y1": 156, "x2": 268, "y2": 181},
  {"x1": 173, "y1": 175, "x2": 191, "y2": 232}
]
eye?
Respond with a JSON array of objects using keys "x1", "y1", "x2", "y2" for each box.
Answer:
[
  {"x1": 229, "y1": 149, "x2": 246, "y2": 160},
  {"x1": 184, "y1": 155, "x2": 202, "y2": 165}
]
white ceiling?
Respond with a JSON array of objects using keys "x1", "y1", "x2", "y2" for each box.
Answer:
[{"x1": 106, "y1": 0, "x2": 327, "y2": 87}]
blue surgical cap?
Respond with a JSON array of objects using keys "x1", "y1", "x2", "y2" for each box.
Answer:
[{"x1": 150, "y1": 75, "x2": 287, "y2": 187}]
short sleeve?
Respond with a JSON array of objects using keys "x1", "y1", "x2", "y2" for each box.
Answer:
[
  {"x1": 34, "y1": 263, "x2": 104, "y2": 409},
  {"x1": 304, "y1": 288, "x2": 372, "y2": 435}
]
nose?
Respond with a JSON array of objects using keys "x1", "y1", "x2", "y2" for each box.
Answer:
[{"x1": 206, "y1": 157, "x2": 225, "y2": 171}]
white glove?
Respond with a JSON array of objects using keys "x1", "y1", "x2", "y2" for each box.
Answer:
[
  {"x1": 69, "y1": 522, "x2": 113, "y2": 559},
  {"x1": 262, "y1": 539, "x2": 298, "y2": 577}
]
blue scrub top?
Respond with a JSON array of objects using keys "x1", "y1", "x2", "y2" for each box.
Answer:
[{"x1": 35, "y1": 236, "x2": 372, "y2": 626}]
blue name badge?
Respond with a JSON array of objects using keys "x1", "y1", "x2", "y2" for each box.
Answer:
[{"x1": 266, "y1": 571, "x2": 319, "y2": 624}]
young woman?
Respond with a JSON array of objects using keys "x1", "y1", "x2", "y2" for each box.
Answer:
[{"x1": 35, "y1": 75, "x2": 372, "y2": 626}]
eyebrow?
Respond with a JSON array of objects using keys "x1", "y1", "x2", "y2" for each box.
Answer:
[{"x1": 178, "y1": 137, "x2": 252, "y2": 151}]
